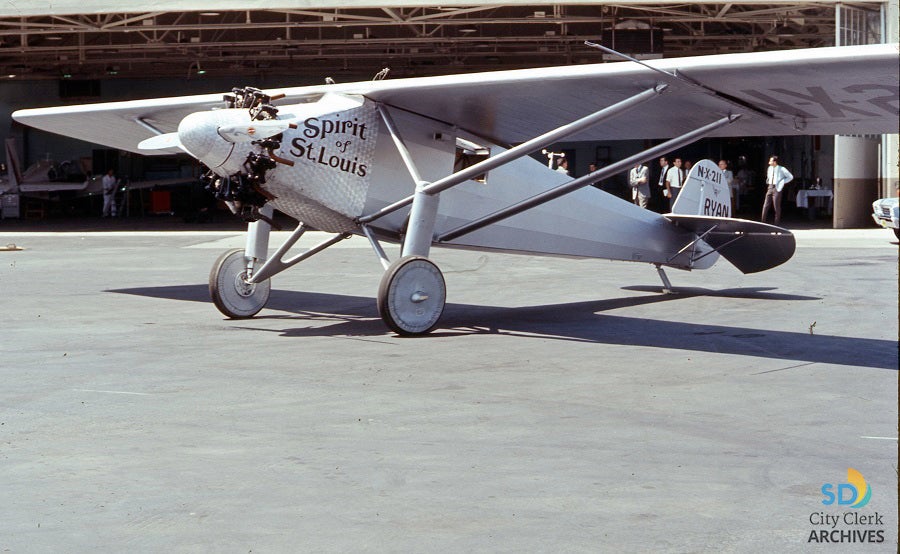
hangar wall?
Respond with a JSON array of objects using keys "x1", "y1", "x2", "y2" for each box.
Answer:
[
  {"x1": 550, "y1": 134, "x2": 837, "y2": 221},
  {"x1": 1, "y1": 1, "x2": 896, "y2": 227}
]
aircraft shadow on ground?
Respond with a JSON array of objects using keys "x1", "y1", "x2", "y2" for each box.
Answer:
[{"x1": 108, "y1": 285, "x2": 896, "y2": 371}]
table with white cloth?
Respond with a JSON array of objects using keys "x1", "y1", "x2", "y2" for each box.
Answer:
[{"x1": 795, "y1": 189, "x2": 833, "y2": 219}]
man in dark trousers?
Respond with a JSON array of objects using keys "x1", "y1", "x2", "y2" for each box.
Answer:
[
  {"x1": 761, "y1": 155, "x2": 793, "y2": 225},
  {"x1": 653, "y1": 156, "x2": 670, "y2": 212}
]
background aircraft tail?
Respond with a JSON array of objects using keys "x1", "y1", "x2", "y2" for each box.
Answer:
[
  {"x1": 665, "y1": 159, "x2": 795, "y2": 274},
  {"x1": 4, "y1": 138, "x2": 23, "y2": 191}
]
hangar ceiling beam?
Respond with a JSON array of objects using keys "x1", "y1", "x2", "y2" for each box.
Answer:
[{"x1": 0, "y1": 3, "x2": 884, "y2": 80}]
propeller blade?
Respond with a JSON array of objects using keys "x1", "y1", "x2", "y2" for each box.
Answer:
[
  {"x1": 138, "y1": 132, "x2": 183, "y2": 151},
  {"x1": 217, "y1": 120, "x2": 297, "y2": 143}
]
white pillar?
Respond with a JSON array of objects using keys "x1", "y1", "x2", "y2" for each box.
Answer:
[
  {"x1": 832, "y1": 1, "x2": 898, "y2": 227},
  {"x1": 833, "y1": 135, "x2": 879, "y2": 228}
]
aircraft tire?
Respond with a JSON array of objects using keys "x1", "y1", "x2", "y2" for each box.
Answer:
[
  {"x1": 377, "y1": 256, "x2": 446, "y2": 336},
  {"x1": 209, "y1": 248, "x2": 271, "y2": 319}
]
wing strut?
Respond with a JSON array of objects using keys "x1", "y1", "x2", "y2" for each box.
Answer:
[
  {"x1": 437, "y1": 114, "x2": 740, "y2": 243},
  {"x1": 375, "y1": 103, "x2": 426, "y2": 187},
  {"x1": 358, "y1": 84, "x2": 668, "y2": 231},
  {"x1": 584, "y1": 41, "x2": 776, "y2": 119}
]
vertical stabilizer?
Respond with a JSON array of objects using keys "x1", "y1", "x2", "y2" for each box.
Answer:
[
  {"x1": 4, "y1": 138, "x2": 23, "y2": 191},
  {"x1": 671, "y1": 159, "x2": 731, "y2": 218}
]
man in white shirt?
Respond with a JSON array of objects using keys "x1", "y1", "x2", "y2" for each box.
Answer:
[
  {"x1": 628, "y1": 162, "x2": 650, "y2": 208},
  {"x1": 664, "y1": 157, "x2": 685, "y2": 210},
  {"x1": 761, "y1": 155, "x2": 793, "y2": 225},
  {"x1": 101, "y1": 168, "x2": 118, "y2": 217}
]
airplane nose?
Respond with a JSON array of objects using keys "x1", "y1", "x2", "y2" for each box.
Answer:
[{"x1": 177, "y1": 110, "x2": 246, "y2": 169}]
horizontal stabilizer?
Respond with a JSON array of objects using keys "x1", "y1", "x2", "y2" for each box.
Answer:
[{"x1": 665, "y1": 214, "x2": 795, "y2": 274}]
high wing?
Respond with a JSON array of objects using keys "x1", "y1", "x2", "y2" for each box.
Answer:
[{"x1": 13, "y1": 44, "x2": 898, "y2": 154}]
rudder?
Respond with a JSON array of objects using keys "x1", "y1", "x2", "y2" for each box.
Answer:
[{"x1": 671, "y1": 159, "x2": 731, "y2": 218}]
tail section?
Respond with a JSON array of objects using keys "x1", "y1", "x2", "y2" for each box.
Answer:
[
  {"x1": 664, "y1": 159, "x2": 795, "y2": 274},
  {"x1": 4, "y1": 138, "x2": 22, "y2": 191}
]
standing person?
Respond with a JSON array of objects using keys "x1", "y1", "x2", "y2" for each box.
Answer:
[
  {"x1": 655, "y1": 156, "x2": 670, "y2": 212},
  {"x1": 588, "y1": 162, "x2": 602, "y2": 189},
  {"x1": 101, "y1": 168, "x2": 118, "y2": 217},
  {"x1": 761, "y1": 155, "x2": 793, "y2": 225},
  {"x1": 664, "y1": 157, "x2": 685, "y2": 210},
  {"x1": 555, "y1": 157, "x2": 570, "y2": 176},
  {"x1": 718, "y1": 159, "x2": 735, "y2": 214},
  {"x1": 628, "y1": 162, "x2": 650, "y2": 208}
]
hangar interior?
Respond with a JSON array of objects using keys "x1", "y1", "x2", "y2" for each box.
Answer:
[{"x1": 0, "y1": 1, "x2": 897, "y2": 226}]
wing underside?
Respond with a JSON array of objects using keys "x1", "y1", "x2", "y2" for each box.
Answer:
[{"x1": 12, "y1": 44, "x2": 899, "y2": 154}]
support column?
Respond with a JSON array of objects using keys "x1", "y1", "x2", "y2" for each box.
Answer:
[
  {"x1": 833, "y1": 136, "x2": 879, "y2": 228},
  {"x1": 881, "y1": 0, "x2": 900, "y2": 198},
  {"x1": 881, "y1": 134, "x2": 900, "y2": 199},
  {"x1": 832, "y1": 0, "x2": 898, "y2": 226}
]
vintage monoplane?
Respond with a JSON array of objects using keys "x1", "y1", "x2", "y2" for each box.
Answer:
[{"x1": 12, "y1": 43, "x2": 899, "y2": 334}]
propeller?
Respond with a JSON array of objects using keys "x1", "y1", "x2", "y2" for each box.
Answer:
[
  {"x1": 217, "y1": 120, "x2": 298, "y2": 143},
  {"x1": 138, "y1": 119, "x2": 296, "y2": 152},
  {"x1": 137, "y1": 91, "x2": 364, "y2": 161},
  {"x1": 138, "y1": 132, "x2": 184, "y2": 151}
]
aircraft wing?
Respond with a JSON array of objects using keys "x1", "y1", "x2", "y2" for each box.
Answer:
[
  {"x1": 81, "y1": 175, "x2": 199, "y2": 196},
  {"x1": 12, "y1": 44, "x2": 899, "y2": 153},
  {"x1": 18, "y1": 182, "x2": 88, "y2": 193}
]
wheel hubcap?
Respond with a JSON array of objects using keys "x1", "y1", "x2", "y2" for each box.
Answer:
[{"x1": 234, "y1": 271, "x2": 255, "y2": 297}]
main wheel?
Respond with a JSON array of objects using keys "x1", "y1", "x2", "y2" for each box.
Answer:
[
  {"x1": 377, "y1": 256, "x2": 446, "y2": 335},
  {"x1": 209, "y1": 248, "x2": 271, "y2": 319}
]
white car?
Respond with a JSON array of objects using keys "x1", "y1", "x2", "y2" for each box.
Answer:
[{"x1": 872, "y1": 197, "x2": 900, "y2": 239}]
